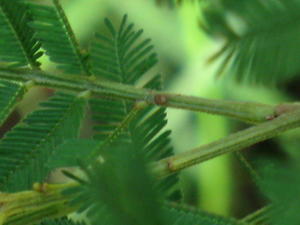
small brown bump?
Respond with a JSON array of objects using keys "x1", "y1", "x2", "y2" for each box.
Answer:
[
  {"x1": 266, "y1": 115, "x2": 275, "y2": 120},
  {"x1": 167, "y1": 160, "x2": 174, "y2": 172},
  {"x1": 33, "y1": 182, "x2": 49, "y2": 193},
  {"x1": 154, "y1": 94, "x2": 168, "y2": 105}
]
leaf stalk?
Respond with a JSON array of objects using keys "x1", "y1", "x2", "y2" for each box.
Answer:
[{"x1": 0, "y1": 67, "x2": 280, "y2": 123}]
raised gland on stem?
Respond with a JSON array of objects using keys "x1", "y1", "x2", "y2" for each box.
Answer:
[{"x1": 0, "y1": 67, "x2": 290, "y2": 124}]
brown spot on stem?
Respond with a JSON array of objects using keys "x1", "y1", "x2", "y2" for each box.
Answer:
[
  {"x1": 33, "y1": 183, "x2": 49, "y2": 193},
  {"x1": 167, "y1": 160, "x2": 175, "y2": 172},
  {"x1": 265, "y1": 115, "x2": 276, "y2": 120},
  {"x1": 154, "y1": 94, "x2": 168, "y2": 105}
]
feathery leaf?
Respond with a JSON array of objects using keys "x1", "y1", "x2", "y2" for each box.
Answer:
[
  {"x1": 46, "y1": 139, "x2": 98, "y2": 169},
  {"x1": 162, "y1": 202, "x2": 242, "y2": 225},
  {"x1": 40, "y1": 217, "x2": 86, "y2": 225},
  {"x1": 240, "y1": 205, "x2": 272, "y2": 225},
  {"x1": 90, "y1": 14, "x2": 157, "y2": 82},
  {"x1": 89, "y1": 15, "x2": 181, "y2": 201},
  {"x1": 0, "y1": 0, "x2": 41, "y2": 68},
  {"x1": 203, "y1": 0, "x2": 300, "y2": 84},
  {"x1": 0, "y1": 92, "x2": 86, "y2": 191},
  {"x1": 65, "y1": 145, "x2": 165, "y2": 225},
  {"x1": 27, "y1": 0, "x2": 89, "y2": 74},
  {"x1": 0, "y1": 80, "x2": 25, "y2": 127},
  {"x1": 259, "y1": 160, "x2": 300, "y2": 225}
]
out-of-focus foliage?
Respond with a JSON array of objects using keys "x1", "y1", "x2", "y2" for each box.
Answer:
[
  {"x1": 64, "y1": 144, "x2": 241, "y2": 225},
  {"x1": 41, "y1": 217, "x2": 86, "y2": 225},
  {"x1": 259, "y1": 159, "x2": 300, "y2": 225},
  {"x1": 202, "y1": 0, "x2": 300, "y2": 84},
  {"x1": 154, "y1": 0, "x2": 198, "y2": 7},
  {"x1": 1, "y1": 0, "x2": 300, "y2": 224},
  {"x1": 64, "y1": 145, "x2": 165, "y2": 225}
]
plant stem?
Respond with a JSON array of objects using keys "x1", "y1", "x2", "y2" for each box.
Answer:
[
  {"x1": 0, "y1": 183, "x2": 76, "y2": 225},
  {"x1": 0, "y1": 67, "x2": 278, "y2": 123},
  {"x1": 2, "y1": 110, "x2": 300, "y2": 224},
  {"x1": 151, "y1": 109, "x2": 300, "y2": 178}
]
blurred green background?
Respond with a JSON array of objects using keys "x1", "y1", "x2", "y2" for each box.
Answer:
[{"x1": 2, "y1": 0, "x2": 300, "y2": 220}]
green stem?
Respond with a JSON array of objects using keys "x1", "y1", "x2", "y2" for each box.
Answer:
[
  {"x1": 0, "y1": 183, "x2": 76, "y2": 225},
  {"x1": 2, "y1": 110, "x2": 300, "y2": 224},
  {"x1": 151, "y1": 109, "x2": 300, "y2": 178},
  {"x1": 0, "y1": 67, "x2": 278, "y2": 123}
]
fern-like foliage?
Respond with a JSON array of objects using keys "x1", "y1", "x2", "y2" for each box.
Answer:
[
  {"x1": 0, "y1": 92, "x2": 86, "y2": 191},
  {"x1": 40, "y1": 217, "x2": 86, "y2": 225},
  {"x1": 45, "y1": 139, "x2": 99, "y2": 170},
  {"x1": 90, "y1": 15, "x2": 157, "y2": 82},
  {"x1": 239, "y1": 206, "x2": 272, "y2": 225},
  {"x1": 202, "y1": 0, "x2": 300, "y2": 84},
  {"x1": 0, "y1": 1, "x2": 245, "y2": 224},
  {"x1": 89, "y1": 15, "x2": 181, "y2": 200},
  {"x1": 162, "y1": 202, "x2": 241, "y2": 225},
  {"x1": 259, "y1": 160, "x2": 300, "y2": 225},
  {"x1": 155, "y1": 0, "x2": 195, "y2": 7},
  {"x1": 0, "y1": 0, "x2": 41, "y2": 68},
  {"x1": 64, "y1": 145, "x2": 241, "y2": 225},
  {"x1": 64, "y1": 145, "x2": 166, "y2": 225},
  {"x1": 27, "y1": 0, "x2": 89, "y2": 74},
  {"x1": 0, "y1": 80, "x2": 25, "y2": 127}
]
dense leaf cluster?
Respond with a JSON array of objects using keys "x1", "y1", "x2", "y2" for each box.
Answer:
[
  {"x1": 0, "y1": 0, "x2": 236, "y2": 225},
  {"x1": 0, "y1": 0, "x2": 299, "y2": 225}
]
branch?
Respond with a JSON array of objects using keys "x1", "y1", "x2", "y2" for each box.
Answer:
[
  {"x1": 0, "y1": 67, "x2": 284, "y2": 123},
  {"x1": 0, "y1": 183, "x2": 76, "y2": 225},
  {"x1": 1, "y1": 109, "x2": 300, "y2": 224},
  {"x1": 151, "y1": 109, "x2": 300, "y2": 178}
]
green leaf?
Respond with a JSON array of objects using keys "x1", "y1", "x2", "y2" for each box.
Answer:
[
  {"x1": 90, "y1": 77, "x2": 181, "y2": 201},
  {"x1": 162, "y1": 202, "x2": 242, "y2": 225},
  {"x1": 239, "y1": 205, "x2": 272, "y2": 225},
  {"x1": 89, "y1": 15, "x2": 181, "y2": 201},
  {"x1": 40, "y1": 217, "x2": 86, "y2": 225},
  {"x1": 0, "y1": 92, "x2": 86, "y2": 191},
  {"x1": 46, "y1": 139, "x2": 98, "y2": 169},
  {"x1": 65, "y1": 145, "x2": 165, "y2": 225},
  {"x1": 0, "y1": 0, "x2": 41, "y2": 68},
  {"x1": 90, "y1": 14, "x2": 157, "y2": 82},
  {"x1": 27, "y1": 0, "x2": 89, "y2": 74},
  {"x1": 203, "y1": 0, "x2": 300, "y2": 84},
  {"x1": 259, "y1": 160, "x2": 300, "y2": 225},
  {"x1": 0, "y1": 80, "x2": 25, "y2": 127},
  {"x1": 89, "y1": 15, "x2": 159, "y2": 142}
]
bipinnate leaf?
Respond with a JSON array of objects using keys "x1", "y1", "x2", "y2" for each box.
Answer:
[
  {"x1": 90, "y1": 14, "x2": 157, "y2": 82},
  {"x1": 89, "y1": 15, "x2": 181, "y2": 201},
  {"x1": 162, "y1": 202, "x2": 242, "y2": 225},
  {"x1": 0, "y1": 0, "x2": 41, "y2": 68},
  {"x1": 259, "y1": 160, "x2": 300, "y2": 225},
  {"x1": 40, "y1": 217, "x2": 86, "y2": 225},
  {"x1": 0, "y1": 92, "x2": 86, "y2": 191},
  {"x1": 203, "y1": 0, "x2": 300, "y2": 84},
  {"x1": 0, "y1": 80, "x2": 25, "y2": 127},
  {"x1": 27, "y1": 0, "x2": 89, "y2": 74},
  {"x1": 46, "y1": 139, "x2": 98, "y2": 169},
  {"x1": 65, "y1": 145, "x2": 165, "y2": 225}
]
